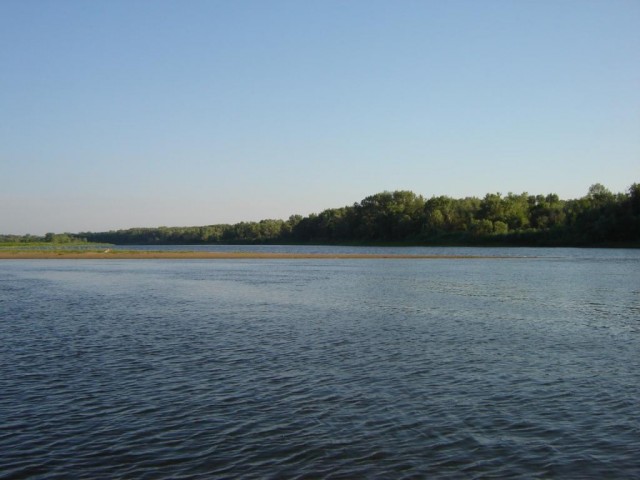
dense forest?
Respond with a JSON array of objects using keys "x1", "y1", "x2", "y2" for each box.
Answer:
[{"x1": 4, "y1": 183, "x2": 639, "y2": 247}]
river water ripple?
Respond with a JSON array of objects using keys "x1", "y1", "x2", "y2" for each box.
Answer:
[{"x1": 1, "y1": 250, "x2": 639, "y2": 478}]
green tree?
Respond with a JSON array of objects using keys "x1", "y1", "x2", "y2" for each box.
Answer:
[
  {"x1": 493, "y1": 221, "x2": 508, "y2": 235},
  {"x1": 471, "y1": 219, "x2": 494, "y2": 236}
]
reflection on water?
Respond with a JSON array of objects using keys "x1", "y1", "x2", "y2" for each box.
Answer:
[{"x1": 1, "y1": 251, "x2": 639, "y2": 478}]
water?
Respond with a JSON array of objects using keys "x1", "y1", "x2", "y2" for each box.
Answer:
[
  {"x1": 108, "y1": 243, "x2": 631, "y2": 259},
  {"x1": 1, "y1": 248, "x2": 639, "y2": 479}
]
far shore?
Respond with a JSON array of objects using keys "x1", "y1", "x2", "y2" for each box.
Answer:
[{"x1": 0, "y1": 251, "x2": 514, "y2": 260}]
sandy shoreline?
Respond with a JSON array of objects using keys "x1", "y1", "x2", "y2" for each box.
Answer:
[{"x1": 0, "y1": 251, "x2": 510, "y2": 260}]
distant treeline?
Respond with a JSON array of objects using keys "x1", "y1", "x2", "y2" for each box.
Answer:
[
  {"x1": 74, "y1": 183, "x2": 640, "y2": 247},
  {"x1": 0, "y1": 232, "x2": 88, "y2": 245},
  {"x1": 3, "y1": 183, "x2": 638, "y2": 247}
]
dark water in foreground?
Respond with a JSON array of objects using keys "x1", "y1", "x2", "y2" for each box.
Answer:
[{"x1": 1, "y1": 249, "x2": 639, "y2": 479}]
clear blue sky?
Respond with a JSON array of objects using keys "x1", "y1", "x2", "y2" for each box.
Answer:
[{"x1": 1, "y1": 0, "x2": 638, "y2": 234}]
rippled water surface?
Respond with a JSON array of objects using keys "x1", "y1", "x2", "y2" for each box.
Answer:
[{"x1": 1, "y1": 249, "x2": 639, "y2": 479}]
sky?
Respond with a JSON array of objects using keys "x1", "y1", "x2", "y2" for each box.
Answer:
[{"x1": 1, "y1": 0, "x2": 639, "y2": 235}]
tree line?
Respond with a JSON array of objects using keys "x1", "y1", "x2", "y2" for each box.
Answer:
[
  {"x1": 73, "y1": 183, "x2": 639, "y2": 247},
  {"x1": 0, "y1": 232, "x2": 88, "y2": 244},
  {"x1": 3, "y1": 183, "x2": 637, "y2": 247}
]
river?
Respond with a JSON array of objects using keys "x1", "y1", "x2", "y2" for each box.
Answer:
[{"x1": 1, "y1": 247, "x2": 639, "y2": 478}]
